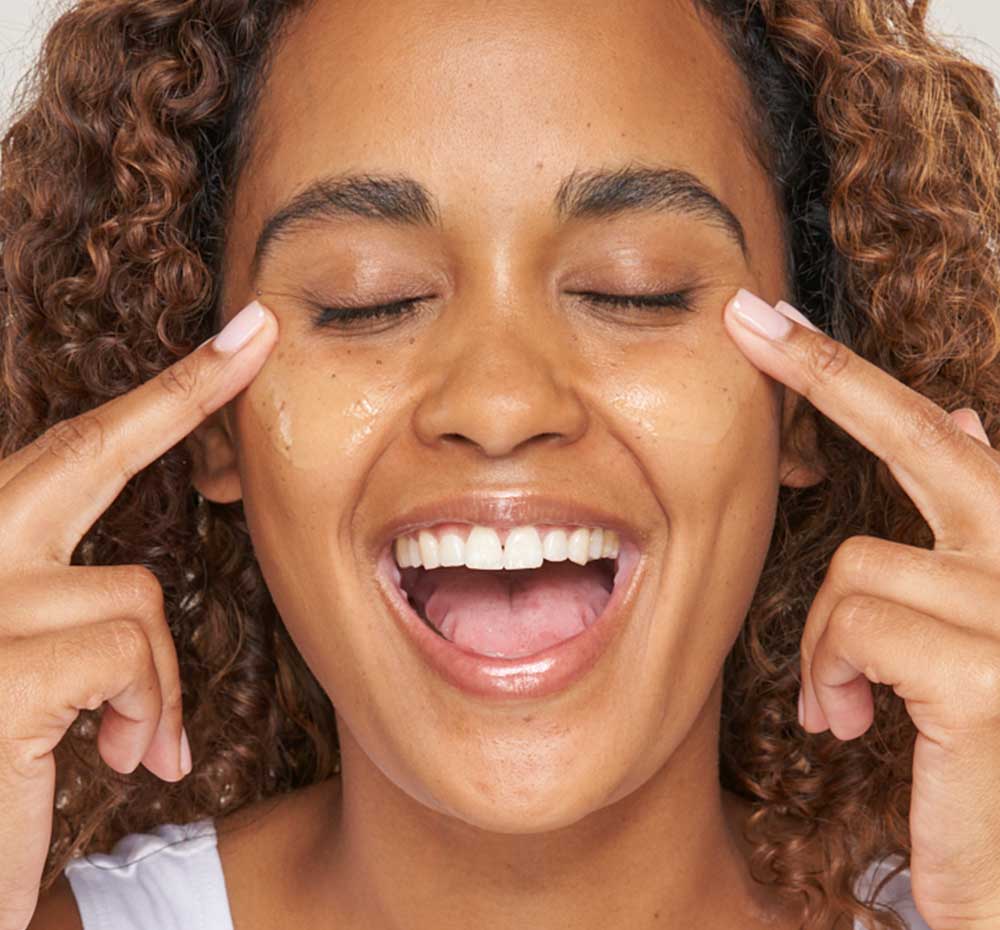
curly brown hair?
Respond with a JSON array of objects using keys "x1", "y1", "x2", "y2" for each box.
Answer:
[{"x1": 1, "y1": 1, "x2": 997, "y2": 928}]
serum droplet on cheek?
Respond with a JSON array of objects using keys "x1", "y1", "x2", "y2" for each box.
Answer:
[{"x1": 276, "y1": 396, "x2": 294, "y2": 454}]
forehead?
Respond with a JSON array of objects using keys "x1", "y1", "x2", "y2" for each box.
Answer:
[{"x1": 232, "y1": 0, "x2": 772, "y2": 265}]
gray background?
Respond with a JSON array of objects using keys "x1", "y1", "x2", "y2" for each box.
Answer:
[{"x1": 1, "y1": 0, "x2": 999, "y2": 126}]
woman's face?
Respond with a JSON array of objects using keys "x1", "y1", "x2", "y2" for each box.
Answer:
[{"x1": 194, "y1": 0, "x2": 814, "y2": 830}]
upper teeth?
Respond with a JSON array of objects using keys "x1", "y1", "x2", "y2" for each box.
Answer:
[{"x1": 393, "y1": 524, "x2": 620, "y2": 570}]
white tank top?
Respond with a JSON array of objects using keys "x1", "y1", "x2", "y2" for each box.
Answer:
[
  {"x1": 64, "y1": 819, "x2": 233, "y2": 930},
  {"x1": 63, "y1": 818, "x2": 932, "y2": 930}
]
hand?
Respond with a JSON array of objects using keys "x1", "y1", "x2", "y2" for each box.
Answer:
[
  {"x1": 0, "y1": 300, "x2": 276, "y2": 930},
  {"x1": 724, "y1": 289, "x2": 1000, "y2": 930}
]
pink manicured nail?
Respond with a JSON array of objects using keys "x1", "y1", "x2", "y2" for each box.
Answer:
[
  {"x1": 212, "y1": 301, "x2": 268, "y2": 354},
  {"x1": 775, "y1": 300, "x2": 822, "y2": 333},
  {"x1": 729, "y1": 289, "x2": 793, "y2": 340},
  {"x1": 179, "y1": 726, "x2": 192, "y2": 776},
  {"x1": 952, "y1": 408, "x2": 992, "y2": 445}
]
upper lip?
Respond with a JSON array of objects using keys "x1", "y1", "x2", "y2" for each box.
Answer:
[{"x1": 370, "y1": 491, "x2": 648, "y2": 558}]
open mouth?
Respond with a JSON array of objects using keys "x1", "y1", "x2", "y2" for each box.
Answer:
[{"x1": 395, "y1": 556, "x2": 619, "y2": 659}]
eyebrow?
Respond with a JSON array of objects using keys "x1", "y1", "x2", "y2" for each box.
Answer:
[{"x1": 250, "y1": 163, "x2": 748, "y2": 281}]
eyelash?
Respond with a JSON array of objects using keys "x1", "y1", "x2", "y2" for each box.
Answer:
[{"x1": 310, "y1": 290, "x2": 695, "y2": 328}]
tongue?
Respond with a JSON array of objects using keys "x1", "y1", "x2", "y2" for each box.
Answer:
[{"x1": 408, "y1": 562, "x2": 613, "y2": 659}]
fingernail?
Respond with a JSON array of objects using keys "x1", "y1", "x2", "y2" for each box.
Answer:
[
  {"x1": 954, "y1": 406, "x2": 985, "y2": 428},
  {"x1": 774, "y1": 300, "x2": 822, "y2": 334},
  {"x1": 729, "y1": 289, "x2": 793, "y2": 340},
  {"x1": 212, "y1": 301, "x2": 268, "y2": 354},
  {"x1": 952, "y1": 408, "x2": 992, "y2": 445},
  {"x1": 797, "y1": 689, "x2": 806, "y2": 728},
  {"x1": 179, "y1": 726, "x2": 192, "y2": 776}
]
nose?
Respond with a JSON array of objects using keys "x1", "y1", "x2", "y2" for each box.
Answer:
[{"x1": 412, "y1": 303, "x2": 589, "y2": 459}]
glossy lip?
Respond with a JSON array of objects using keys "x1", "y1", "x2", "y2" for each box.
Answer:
[
  {"x1": 369, "y1": 491, "x2": 649, "y2": 561},
  {"x1": 373, "y1": 531, "x2": 644, "y2": 703}
]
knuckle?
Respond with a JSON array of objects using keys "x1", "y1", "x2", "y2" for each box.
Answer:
[
  {"x1": 803, "y1": 336, "x2": 851, "y2": 387},
  {"x1": 106, "y1": 617, "x2": 150, "y2": 664},
  {"x1": 829, "y1": 536, "x2": 880, "y2": 588},
  {"x1": 828, "y1": 594, "x2": 880, "y2": 639},
  {"x1": 113, "y1": 565, "x2": 165, "y2": 611},
  {"x1": 902, "y1": 399, "x2": 962, "y2": 453},
  {"x1": 158, "y1": 357, "x2": 202, "y2": 404},
  {"x1": 36, "y1": 415, "x2": 106, "y2": 464}
]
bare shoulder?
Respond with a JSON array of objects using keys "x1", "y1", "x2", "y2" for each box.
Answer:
[{"x1": 25, "y1": 873, "x2": 83, "y2": 930}]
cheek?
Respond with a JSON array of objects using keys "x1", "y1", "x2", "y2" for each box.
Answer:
[
  {"x1": 228, "y1": 360, "x2": 404, "y2": 682},
  {"x1": 230, "y1": 355, "x2": 410, "y2": 649},
  {"x1": 228, "y1": 356, "x2": 404, "y2": 597},
  {"x1": 240, "y1": 357, "x2": 405, "y2": 477},
  {"x1": 603, "y1": 351, "x2": 763, "y2": 451},
  {"x1": 593, "y1": 333, "x2": 782, "y2": 633}
]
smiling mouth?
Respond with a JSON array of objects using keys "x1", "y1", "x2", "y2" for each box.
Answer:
[{"x1": 396, "y1": 558, "x2": 618, "y2": 659}]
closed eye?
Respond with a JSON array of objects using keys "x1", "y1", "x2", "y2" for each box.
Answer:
[
  {"x1": 568, "y1": 290, "x2": 695, "y2": 313},
  {"x1": 309, "y1": 289, "x2": 695, "y2": 329},
  {"x1": 310, "y1": 296, "x2": 426, "y2": 328}
]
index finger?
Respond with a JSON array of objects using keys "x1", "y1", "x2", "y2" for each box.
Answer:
[
  {"x1": 1, "y1": 300, "x2": 277, "y2": 564},
  {"x1": 723, "y1": 289, "x2": 999, "y2": 551}
]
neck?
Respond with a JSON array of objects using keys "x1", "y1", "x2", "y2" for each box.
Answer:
[{"x1": 292, "y1": 687, "x2": 796, "y2": 930}]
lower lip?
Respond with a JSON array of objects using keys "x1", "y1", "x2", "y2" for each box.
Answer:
[{"x1": 373, "y1": 539, "x2": 643, "y2": 702}]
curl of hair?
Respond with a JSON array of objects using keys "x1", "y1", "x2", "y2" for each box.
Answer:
[{"x1": 1, "y1": 1, "x2": 997, "y2": 927}]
